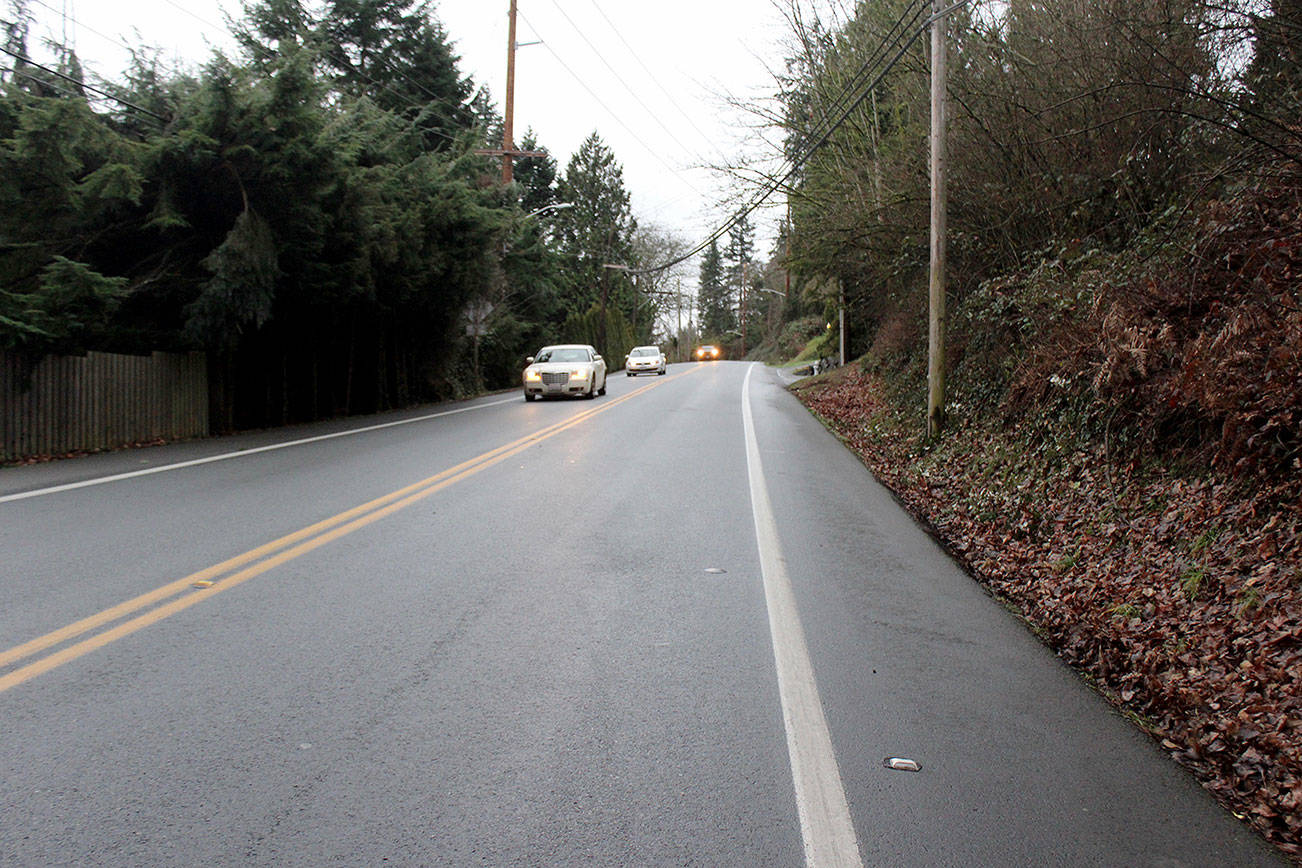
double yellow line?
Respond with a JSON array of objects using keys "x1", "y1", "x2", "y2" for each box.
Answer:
[{"x1": 0, "y1": 370, "x2": 694, "y2": 694}]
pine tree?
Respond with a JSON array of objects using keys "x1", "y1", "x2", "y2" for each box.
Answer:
[
  {"x1": 554, "y1": 132, "x2": 636, "y2": 318},
  {"x1": 317, "y1": 0, "x2": 473, "y2": 149},
  {"x1": 724, "y1": 211, "x2": 755, "y2": 328},
  {"x1": 514, "y1": 128, "x2": 556, "y2": 215},
  {"x1": 697, "y1": 238, "x2": 732, "y2": 338}
]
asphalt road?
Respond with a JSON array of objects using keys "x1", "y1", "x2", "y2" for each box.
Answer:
[{"x1": 0, "y1": 361, "x2": 1285, "y2": 866}]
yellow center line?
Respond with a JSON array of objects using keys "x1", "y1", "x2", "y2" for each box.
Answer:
[{"x1": 0, "y1": 367, "x2": 699, "y2": 693}]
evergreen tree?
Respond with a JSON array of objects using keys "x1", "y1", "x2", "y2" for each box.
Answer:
[
  {"x1": 514, "y1": 128, "x2": 556, "y2": 215},
  {"x1": 317, "y1": 0, "x2": 473, "y2": 150},
  {"x1": 697, "y1": 237, "x2": 732, "y2": 337},
  {"x1": 0, "y1": 0, "x2": 537, "y2": 422},
  {"x1": 234, "y1": 0, "x2": 475, "y2": 153},
  {"x1": 231, "y1": 0, "x2": 314, "y2": 63},
  {"x1": 553, "y1": 132, "x2": 636, "y2": 347},
  {"x1": 723, "y1": 210, "x2": 755, "y2": 329},
  {"x1": 0, "y1": 85, "x2": 143, "y2": 355}
]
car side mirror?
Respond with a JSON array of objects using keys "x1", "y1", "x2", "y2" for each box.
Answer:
[
  {"x1": 525, "y1": 356, "x2": 534, "y2": 365},
  {"x1": 594, "y1": 354, "x2": 603, "y2": 362}
]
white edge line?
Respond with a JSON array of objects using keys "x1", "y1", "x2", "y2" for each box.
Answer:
[
  {"x1": 0, "y1": 396, "x2": 520, "y2": 504},
  {"x1": 743, "y1": 362, "x2": 863, "y2": 868}
]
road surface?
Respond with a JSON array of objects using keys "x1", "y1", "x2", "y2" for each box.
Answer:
[{"x1": 0, "y1": 361, "x2": 1283, "y2": 866}]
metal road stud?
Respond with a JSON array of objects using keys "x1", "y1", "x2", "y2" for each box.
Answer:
[{"x1": 884, "y1": 757, "x2": 921, "y2": 772}]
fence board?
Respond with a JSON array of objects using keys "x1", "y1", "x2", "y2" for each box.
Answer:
[{"x1": 1, "y1": 350, "x2": 209, "y2": 463}]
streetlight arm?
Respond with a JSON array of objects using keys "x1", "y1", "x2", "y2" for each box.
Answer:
[{"x1": 523, "y1": 202, "x2": 574, "y2": 219}]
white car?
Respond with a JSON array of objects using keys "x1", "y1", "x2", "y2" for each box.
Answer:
[
  {"x1": 523, "y1": 344, "x2": 607, "y2": 401},
  {"x1": 624, "y1": 345, "x2": 666, "y2": 376}
]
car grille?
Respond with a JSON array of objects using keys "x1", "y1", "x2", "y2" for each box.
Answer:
[{"x1": 541, "y1": 372, "x2": 569, "y2": 385}]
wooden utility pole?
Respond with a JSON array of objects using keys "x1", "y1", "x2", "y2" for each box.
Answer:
[
  {"x1": 502, "y1": 0, "x2": 518, "y2": 184},
  {"x1": 600, "y1": 265, "x2": 610, "y2": 355},
  {"x1": 676, "y1": 278, "x2": 683, "y2": 360},
  {"x1": 839, "y1": 285, "x2": 846, "y2": 367},
  {"x1": 926, "y1": 0, "x2": 948, "y2": 440},
  {"x1": 475, "y1": 2, "x2": 545, "y2": 180},
  {"x1": 739, "y1": 260, "x2": 748, "y2": 356}
]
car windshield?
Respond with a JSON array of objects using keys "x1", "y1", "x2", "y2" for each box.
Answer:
[
  {"x1": 629, "y1": 348, "x2": 658, "y2": 357},
  {"x1": 536, "y1": 348, "x2": 589, "y2": 363}
]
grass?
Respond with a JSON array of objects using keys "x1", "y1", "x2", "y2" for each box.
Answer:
[
  {"x1": 1109, "y1": 602, "x2": 1142, "y2": 621},
  {"x1": 1054, "y1": 549, "x2": 1081, "y2": 572},
  {"x1": 1181, "y1": 565, "x2": 1207, "y2": 601}
]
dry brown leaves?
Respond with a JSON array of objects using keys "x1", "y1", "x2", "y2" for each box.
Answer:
[{"x1": 797, "y1": 366, "x2": 1302, "y2": 859}]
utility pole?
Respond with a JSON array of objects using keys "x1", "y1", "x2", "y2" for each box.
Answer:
[
  {"x1": 600, "y1": 265, "x2": 610, "y2": 355},
  {"x1": 502, "y1": 0, "x2": 518, "y2": 184},
  {"x1": 474, "y1": 2, "x2": 545, "y2": 180},
  {"x1": 739, "y1": 260, "x2": 748, "y2": 357},
  {"x1": 927, "y1": 0, "x2": 948, "y2": 440},
  {"x1": 676, "y1": 278, "x2": 682, "y2": 361},
  {"x1": 601, "y1": 260, "x2": 631, "y2": 360},
  {"x1": 839, "y1": 285, "x2": 846, "y2": 367}
]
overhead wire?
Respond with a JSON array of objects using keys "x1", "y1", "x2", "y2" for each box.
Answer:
[
  {"x1": 8, "y1": 65, "x2": 101, "y2": 105},
  {"x1": 516, "y1": 6, "x2": 708, "y2": 198},
  {"x1": 631, "y1": 0, "x2": 938, "y2": 275},
  {"x1": 0, "y1": 45, "x2": 170, "y2": 122},
  {"x1": 541, "y1": 0, "x2": 708, "y2": 166},
  {"x1": 11, "y1": 0, "x2": 951, "y2": 277},
  {"x1": 798, "y1": 0, "x2": 930, "y2": 160},
  {"x1": 711, "y1": 0, "x2": 927, "y2": 210},
  {"x1": 689, "y1": 0, "x2": 929, "y2": 239},
  {"x1": 28, "y1": 0, "x2": 135, "y2": 65},
  {"x1": 581, "y1": 0, "x2": 733, "y2": 166}
]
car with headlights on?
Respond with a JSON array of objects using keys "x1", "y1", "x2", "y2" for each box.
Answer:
[
  {"x1": 523, "y1": 344, "x2": 607, "y2": 401},
  {"x1": 624, "y1": 345, "x2": 666, "y2": 376},
  {"x1": 694, "y1": 344, "x2": 721, "y2": 361}
]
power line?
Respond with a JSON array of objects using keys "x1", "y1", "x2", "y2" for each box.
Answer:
[
  {"x1": 688, "y1": 1, "x2": 931, "y2": 263},
  {"x1": 0, "y1": 45, "x2": 170, "y2": 121},
  {"x1": 9, "y1": 65, "x2": 96, "y2": 105},
  {"x1": 516, "y1": 7, "x2": 707, "y2": 198},
  {"x1": 28, "y1": 0, "x2": 127, "y2": 61},
  {"x1": 582, "y1": 0, "x2": 731, "y2": 165},
  {"x1": 790, "y1": 0, "x2": 930, "y2": 181},
  {"x1": 542, "y1": 0, "x2": 708, "y2": 167},
  {"x1": 632, "y1": 0, "x2": 937, "y2": 275}
]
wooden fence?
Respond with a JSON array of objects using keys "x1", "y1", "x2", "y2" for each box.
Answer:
[{"x1": 1, "y1": 350, "x2": 209, "y2": 463}]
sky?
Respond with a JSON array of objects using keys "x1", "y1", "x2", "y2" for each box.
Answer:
[{"x1": 16, "y1": 0, "x2": 806, "y2": 270}]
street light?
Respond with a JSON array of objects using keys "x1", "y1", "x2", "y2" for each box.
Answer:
[{"x1": 524, "y1": 201, "x2": 573, "y2": 219}]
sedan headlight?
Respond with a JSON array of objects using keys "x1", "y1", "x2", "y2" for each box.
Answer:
[
  {"x1": 569, "y1": 368, "x2": 589, "y2": 380},
  {"x1": 524, "y1": 369, "x2": 542, "y2": 382}
]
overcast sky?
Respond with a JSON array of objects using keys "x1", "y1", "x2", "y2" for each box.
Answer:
[{"x1": 19, "y1": 0, "x2": 804, "y2": 264}]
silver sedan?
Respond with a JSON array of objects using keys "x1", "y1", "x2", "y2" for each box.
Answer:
[
  {"x1": 522, "y1": 344, "x2": 608, "y2": 401},
  {"x1": 624, "y1": 345, "x2": 666, "y2": 376}
]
